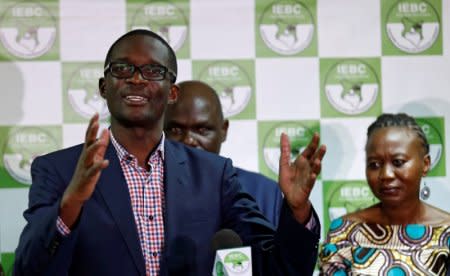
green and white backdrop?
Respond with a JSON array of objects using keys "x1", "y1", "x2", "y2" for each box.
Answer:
[{"x1": 0, "y1": 0, "x2": 449, "y2": 274}]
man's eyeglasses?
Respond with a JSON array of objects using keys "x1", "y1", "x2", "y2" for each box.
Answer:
[{"x1": 104, "y1": 62, "x2": 177, "y2": 83}]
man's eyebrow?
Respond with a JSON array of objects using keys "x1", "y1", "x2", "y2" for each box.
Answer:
[
  {"x1": 109, "y1": 57, "x2": 128, "y2": 61},
  {"x1": 166, "y1": 121, "x2": 186, "y2": 127}
]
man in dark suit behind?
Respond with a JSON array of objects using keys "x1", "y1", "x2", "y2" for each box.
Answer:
[
  {"x1": 13, "y1": 29, "x2": 326, "y2": 276},
  {"x1": 164, "y1": 80, "x2": 283, "y2": 226}
]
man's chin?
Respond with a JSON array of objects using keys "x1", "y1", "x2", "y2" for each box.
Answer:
[{"x1": 115, "y1": 114, "x2": 160, "y2": 128}]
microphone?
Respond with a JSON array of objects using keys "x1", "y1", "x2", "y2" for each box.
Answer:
[{"x1": 211, "y1": 229, "x2": 252, "y2": 276}]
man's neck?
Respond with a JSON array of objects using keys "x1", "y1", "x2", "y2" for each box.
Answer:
[{"x1": 110, "y1": 124, "x2": 163, "y2": 168}]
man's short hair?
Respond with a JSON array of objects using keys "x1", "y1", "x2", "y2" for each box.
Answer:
[{"x1": 104, "y1": 29, "x2": 177, "y2": 81}]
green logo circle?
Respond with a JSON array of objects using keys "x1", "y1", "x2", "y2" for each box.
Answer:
[
  {"x1": 2, "y1": 127, "x2": 59, "y2": 185},
  {"x1": 0, "y1": 1, "x2": 57, "y2": 59},
  {"x1": 129, "y1": 1, "x2": 188, "y2": 52},
  {"x1": 258, "y1": 0, "x2": 314, "y2": 55},
  {"x1": 224, "y1": 251, "x2": 250, "y2": 273},
  {"x1": 67, "y1": 64, "x2": 109, "y2": 119},
  {"x1": 198, "y1": 61, "x2": 253, "y2": 117},
  {"x1": 386, "y1": 0, "x2": 440, "y2": 53},
  {"x1": 262, "y1": 122, "x2": 314, "y2": 174},
  {"x1": 324, "y1": 59, "x2": 379, "y2": 115},
  {"x1": 417, "y1": 119, "x2": 444, "y2": 171},
  {"x1": 326, "y1": 182, "x2": 377, "y2": 222}
]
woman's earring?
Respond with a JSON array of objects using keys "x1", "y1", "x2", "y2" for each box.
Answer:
[{"x1": 420, "y1": 181, "x2": 430, "y2": 200}]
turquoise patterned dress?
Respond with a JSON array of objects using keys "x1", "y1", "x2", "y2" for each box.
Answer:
[{"x1": 320, "y1": 218, "x2": 450, "y2": 275}]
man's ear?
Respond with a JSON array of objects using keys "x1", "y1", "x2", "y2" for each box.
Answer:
[
  {"x1": 221, "y1": 119, "x2": 229, "y2": 142},
  {"x1": 422, "y1": 153, "x2": 431, "y2": 176},
  {"x1": 99, "y1": 78, "x2": 106, "y2": 99},
  {"x1": 168, "y1": 83, "x2": 179, "y2": 104}
]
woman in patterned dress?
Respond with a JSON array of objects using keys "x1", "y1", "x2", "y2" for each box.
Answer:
[{"x1": 320, "y1": 113, "x2": 450, "y2": 276}]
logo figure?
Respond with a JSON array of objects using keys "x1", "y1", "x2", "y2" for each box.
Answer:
[
  {"x1": 401, "y1": 17, "x2": 424, "y2": 40},
  {"x1": 385, "y1": 0, "x2": 440, "y2": 53},
  {"x1": 66, "y1": 64, "x2": 109, "y2": 120},
  {"x1": 211, "y1": 81, "x2": 238, "y2": 106},
  {"x1": 199, "y1": 61, "x2": 253, "y2": 118},
  {"x1": 0, "y1": 1, "x2": 57, "y2": 59},
  {"x1": 339, "y1": 79, "x2": 363, "y2": 105},
  {"x1": 275, "y1": 19, "x2": 298, "y2": 43},
  {"x1": 2, "y1": 127, "x2": 59, "y2": 185},
  {"x1": 129, "y1": 2, "x2": 188, "y2": 52},
  {"x1": 259, "y1": 1, "x2": 315, "y2": 55},
  {"x1": 16, "y1": 25, "x2": 39, "y2": 49},
  {"x1": 324, "y1": 60, "x2": 379, "y2": 115},
  {"x1": 224, "y1": 252, "x2": 250, "y2": 273}
]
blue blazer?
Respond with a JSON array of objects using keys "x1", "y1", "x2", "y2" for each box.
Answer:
[
  {"x1": 236, "y1": 168, "x2": 282, "y2": 227},
  {"x1": 14, "y1": 140, "x2": 319, "y2": 276}
]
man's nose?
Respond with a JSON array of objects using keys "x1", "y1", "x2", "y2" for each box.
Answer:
[
  {"x1": 128, "y1": 68, "x2": 147, "y2": 83},
  {"x1": 182, "y1": 131, "x2": 199, "y2": 147}
]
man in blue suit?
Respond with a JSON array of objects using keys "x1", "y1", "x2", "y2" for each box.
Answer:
[
  {"x1": 164, "y1": 80, "x2": 282, "y2": 226},
  {"x1": 14, "y1": 29, "x2": 326, "y2": 276}
]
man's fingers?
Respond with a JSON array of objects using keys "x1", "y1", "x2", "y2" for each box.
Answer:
[
  {"x1": 308, "y1": 145, "x2": 325, "y2": 176},
  {"x1": 311, "y1": 144, "x2": 326, "y2": 164},
  {"x1": 85, "y1": 114, "x2": 100, "y2": 147},
  {"x1": 96, "y1": 128, "x2": 110, "y2": 157},
  {"x1": 84, "y1": 159, "x2": 109, "y2": 178},
  {"x1": 86, "y1": 113, "x2": 98, "y2": 131},
  {"x1": 301, "y1": 133, "x2": 320, "y2": 159},
  {"x1": 82, "y1": 134, "x2": 109, "y2": 167},
  {"x1": 279, "y1": 133, "x2": 291, "y2": 168},
  {"x1": 311, "y1": 159, "x2": 322, "y2": 175},
  {"x1": 317, "y1": 144, "x2": 327, "y2": 161}
]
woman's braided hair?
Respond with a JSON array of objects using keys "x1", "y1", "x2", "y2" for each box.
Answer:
[{"x1": 367, "y1": 113, "x2": 429, "y2": 155}]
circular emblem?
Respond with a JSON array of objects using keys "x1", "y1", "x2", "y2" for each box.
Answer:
[
  {"x1": 224, "y1": 251, "x2": 250, "y2": 273},
  {"x1": 417, "y1": 119, "x2": 443, "y2": 171},
  {"x1": 198, "y1": 61, "x2": 252, "y2": 117},
  {"x1": 326, "y1": 182, "x2": 377, "y2": 223},
  {"x1": 324, "y1": 59, "x2": 379, "y2": 115},
  {"x1": 67, "y1": 64, "x2": 109, "y2": 120},
  {"x1": 129, "y1": 1, "x2": 188, "y2": 52},
  {"x1": 259, "y1": 0, "x2": 314, "y2": 55},
  {"x1": 386, "y1": 0, "x2": 440, "y2": 53},
  {"x1": 0, "y1": 1, "x2": 57, "y2": 59},
  {"x1": 2, "y1": 127, "x2": 59, "y2": 185},
  {"x1": 262, "y1": 122, "x2": 314, "y2": 174}
]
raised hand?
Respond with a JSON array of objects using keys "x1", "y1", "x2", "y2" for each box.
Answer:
[
  {"x1": 278, "y1": 132, "x2": 326, "y2": 224},
  {"x1": 60, "y1": 113, "x2": 110, "y2": 228}
]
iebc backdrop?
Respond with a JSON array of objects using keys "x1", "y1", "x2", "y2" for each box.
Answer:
[{"x1": 0, "y1": 0, "x2": 449, "y2": 274}]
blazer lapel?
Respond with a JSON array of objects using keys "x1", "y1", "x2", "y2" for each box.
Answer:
[
  {"x1": 159, "y1": 141, "x2": 189, "y2": 275},
  {"x1": 96, "y1": 143, "x2": 146, "y2": 276}
]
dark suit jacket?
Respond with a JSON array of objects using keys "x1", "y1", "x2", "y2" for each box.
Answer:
[
  {"x1": 14, "y1": 140, "x2": 319, "y2": 276},
  {"x1": 236, "y1": 168, "x2": 283, "y2": 227}
]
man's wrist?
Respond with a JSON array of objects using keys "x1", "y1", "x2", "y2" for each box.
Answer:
[
  {"x1": 291, "y1": 201, "x2": 312, "y2": 224},
  {"x1": 59, "y1": 194, "x2": 84, "y2": 229}
]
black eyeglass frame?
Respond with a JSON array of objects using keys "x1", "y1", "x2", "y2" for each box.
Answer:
[{"x1": 104, "y1": 62, "x2": 177, "y2": 83}]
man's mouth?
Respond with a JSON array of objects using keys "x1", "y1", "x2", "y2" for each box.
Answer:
[{"x1": 124, "y1": 95, "x2": 148, "y2": 104}]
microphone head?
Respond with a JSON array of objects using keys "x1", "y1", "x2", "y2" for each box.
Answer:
[{"x1": 211, "y1": 229, "x2": 243, "y2": 252}]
